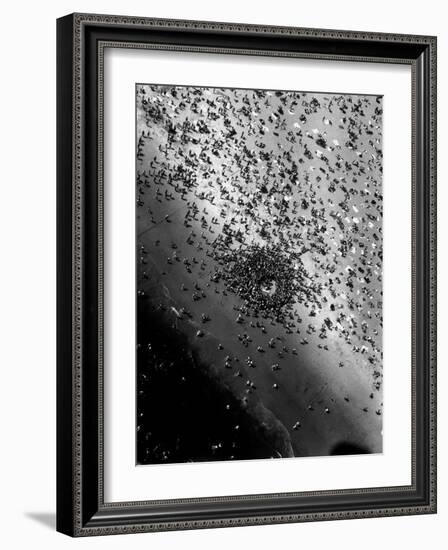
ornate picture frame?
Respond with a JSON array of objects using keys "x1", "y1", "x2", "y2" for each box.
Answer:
[{"x1": 57, "y1": 13, "x2": 437, "y2": 536}]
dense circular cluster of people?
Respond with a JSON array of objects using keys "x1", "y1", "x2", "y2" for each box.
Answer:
[{"x1": 213, "y1": 243, "x2": 320, "y2": 322}]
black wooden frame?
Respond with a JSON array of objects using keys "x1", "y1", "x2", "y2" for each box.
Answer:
[{"x1": 57, "y1": 13, "x2": 437, "y2": 537}]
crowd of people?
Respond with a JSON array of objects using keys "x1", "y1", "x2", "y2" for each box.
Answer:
[{"x1": 136, "y1": 83, "x2": 384, "y2": 461}]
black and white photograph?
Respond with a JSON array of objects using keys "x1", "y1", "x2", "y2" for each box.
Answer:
[
  {"x1": 0, "y1": 0, "x2": 442, "y2": 546},
  {"x1": 136, "y1": 84, "x2": 384, "y2": 465}
]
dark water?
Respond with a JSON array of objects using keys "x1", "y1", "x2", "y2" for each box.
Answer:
[{"x1": 136, "y1": 296, "x2": 278, "y2": 465}]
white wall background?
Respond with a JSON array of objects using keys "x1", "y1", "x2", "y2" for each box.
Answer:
[{"x1": 0, "y1": 1, "x2": 445, "y2": 548}]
